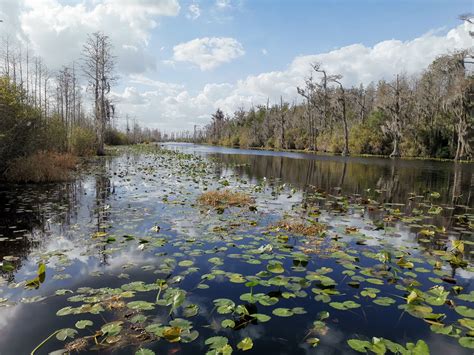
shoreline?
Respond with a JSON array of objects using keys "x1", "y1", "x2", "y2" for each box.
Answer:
[{"x1": 159, "y1": 142, "x2": 474, "y2": 164}]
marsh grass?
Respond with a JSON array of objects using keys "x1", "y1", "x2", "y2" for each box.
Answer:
[
  {"x1": 274, "y1": 219, "x2": 326, "y2": 236},
  {"x1": 4, "y1": 151, "x2": 77, "y2": 183},
  {"x1": 198, "y1": 189, "x2": 254, "y2": 207}
]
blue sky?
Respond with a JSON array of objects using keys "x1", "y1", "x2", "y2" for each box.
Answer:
[
  {"x1": 1, "y1": 0, "x2": 472, "y2": 131},
  {"x1": 152, "y1": 0, "x2": 471, "y2": 90}
]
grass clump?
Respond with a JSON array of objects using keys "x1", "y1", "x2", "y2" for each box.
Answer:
[
  {"x1": 198, "y1": 189, "x2": 254, "y2": 208},
  {"x1": 274, "y1": 219, "x2": 325, "y2": 236},
  {"x1": 4, "y1": 151, "x2": 77, "y2": 183}
]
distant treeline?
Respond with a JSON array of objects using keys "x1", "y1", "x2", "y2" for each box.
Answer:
[{"x1": 198, "y1": 51, "x2": 473, "y2": 161}]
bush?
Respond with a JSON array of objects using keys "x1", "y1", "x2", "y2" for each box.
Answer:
[
  {"x1": 105, "y1": 128, "x2": 129, "y2": 146},
  {"x1": 71, "y1": 126, "x2": 96, "y2": 156},
  {"x1": 0, "y1": 77, "x2": 44, "y2": 172},
  {"x1": 318, "y1": 131, "x2": 344, "y2": 153},
  {"x1": 42, "y1": 116, "x2": 68, "y2": 152},
  {"x1": 4, "y1": 151, "x2": 77, "y2": 183},
  {"x1": 349, "y1": 112, "x2": 390, "y2": 155}
]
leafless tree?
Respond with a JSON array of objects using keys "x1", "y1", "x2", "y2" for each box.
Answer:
[
  {"x1": 82, "y1": 32, "x2": 117, "y2": 155},
  {"x1": 333, "y1": 77, "x2": 349, "y2": 155}
]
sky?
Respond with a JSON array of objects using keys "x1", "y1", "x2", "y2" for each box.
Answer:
[{"x1": 0, "y1": 0, "x2": 473, "y2": 132}]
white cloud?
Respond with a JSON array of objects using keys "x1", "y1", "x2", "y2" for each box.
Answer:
[
  {"x1": 261, "y1": 48, "x2": 268, "y2": 55},
  {"x1": 173, "y1": 37, "x2": 245, "y2": 70},
  {"x1": 186, "y1": 3, "x2": 201, "y2": 20},
  {"x1": 215, "y1": 0, "x2": 231, "y2": 10},
  {"x1": 3, "y1": 2, "x2": 472, "y2": 134},
  {"x1": 11, "y1": 0, "x2": 180, "y2": 72},
  {"x1": 114, "y1": 23, "x2": 472, "y2": 132}
]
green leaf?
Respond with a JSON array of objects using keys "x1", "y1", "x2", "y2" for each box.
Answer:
[
  {"x1": 329, "y1": 300, "x2": 361, "y2": 310},
  {"x1": 408, "y1": 340, "x2": 430, "y2": 355},
  {"x1": 56, "y1": 306, "x2": 74, "y2": 316},
  {"x1": 347, "y1": 339, "x2": 371, "y2": 352},
  {"x1": 127, "y1": 301, "x2": 155, "y2": 311},
  {"x1": 183, "y1": 304, "x2": 199, "y2": 317},
  {"x1": 221, "y1": 319, "x2": 235, "y2": 328},
  {"x1": 459, "y1": 337, "x2": 474, "y2": 349},
  {"x1": 251, "y1": 313, "x2": 271, "y2": 322},
  {"x1": 101, "y1": 321, "x2": 123, "y2": 336},
  {"x1": 237, "y1": 337, "x2": 253, "y2": 351},
  {"x1": 455, "y1": 306, "x2": 474, "y2": 318},
  {"x1": 37, "y1": 263, "x2": 46, "y2": 283},
  {"x1": 317, "y1": 311, "x2": 330, "y2": 320},
  {"x1": 75, "y1": 320, "x2": 93, "y2": 329},
  {"x1": 272, "y1": 308, "x2": 293, "y2": 317},
  {"x1": 205, "y1": 336, "x2": 229, "y2": 349},
  {"x1": 267, "y1": 261, "x2": 284, "y2": 274},
  {"x1": 373, "y1": 297, "x2": 396, "y2": 306},
  {"x1": 56, "y1": 328, "x2": 77, "y2": 341},
  {"x1": 135, "y1": 349, "x2": 156, "y2": 355},
  {"x1": 307, "y1": 337, "x2": 320, "y2": 347},
  {"x1": 178, "y1": 260, "x2": 194, "y2": 267}
]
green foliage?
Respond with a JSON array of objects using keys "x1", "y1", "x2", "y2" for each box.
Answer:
[
  {"x1": 349, "y1": 111, "x2": 390, "y2": 155},
  {"x1": 0, "y1": 77, "x2": 44, "y2": 172},
  {"x1": 71, "y1": 126, "x2": 97, "y2": 156},
  {"x1": 0, "y1": 76, "x2": 97, "y2": 180},
  {"x1": 105, "y1": 127, "x2": 129, "y2": 146}
]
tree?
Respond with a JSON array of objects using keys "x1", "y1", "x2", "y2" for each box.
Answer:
[
  {"x1": 377, "y1": 75, "x2": 412, "y2": 158},
  {"x1": 211, "y1": 108, "x2": 225, "y2": 143},
  {"x1": 297, "y1": 73, "x2": 318, "y2": 150},
  {"x1": 82, "y1": 32, "x2": 116, "y2": 155},
  {"x1": 333, "y1": 77, "x2": 349, "y2": 156},
  {"x1": 439, "y1": 52, "x2": 473, "y2": 161},
  {"x1": 278, "y1": 96, "x2": 288, "y2": 149}
]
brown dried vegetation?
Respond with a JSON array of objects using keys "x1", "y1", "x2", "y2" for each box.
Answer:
[
  {"x1": 198, "y1": 189, "x2": 254, "y2": 207},
  {"x1": 274, "y1": 219, "x2": 326, "y2": 236},
  {"x1": 4, "y1": 151, "x2": 77, "y2": 183}
]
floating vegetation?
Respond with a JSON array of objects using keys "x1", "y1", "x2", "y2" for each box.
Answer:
[
  {"x1": 197, "y1": 189, "x2": 254, "y2": 208},
  {"x1": 273, "y1": 218, "x2": 326, "y2": 236},
  {"x1": 0, "y1": 145, "x2": 472, "y2": 354}
]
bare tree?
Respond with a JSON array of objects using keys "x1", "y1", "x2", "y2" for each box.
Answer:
[
  {"x1": 278, "y1": 96, "x2": 288, "y2": 149},
  {"x1": 333, "y1": 77, "x2": 349, "y2": 155},
  {"x1": 378, "y1": 75, "x2": 412, "y2": 157},
  {"x1": 82, "y1": 32, "x2": 116, "y2": 155},
  {"x1": 297, "y1": 73, "x2": 318, "y2": 150}
]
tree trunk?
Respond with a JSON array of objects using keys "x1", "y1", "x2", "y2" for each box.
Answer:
[{"x1": 390, "y1": 135, "x2": 401, "y2": 158}]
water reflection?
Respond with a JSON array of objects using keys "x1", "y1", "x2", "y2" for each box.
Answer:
[
  {"x1": 205, "y1": 152, "x2": 473, "y2": 207},
  {"x1": 0, "y1": 182, "x2": 82, "y2": 281},
  {"x1": 163, "y1": 143, "x2": 473, "y2": 205},
  {"x1": 0, "y1": 145, "x2": 472, "y2": 355}
]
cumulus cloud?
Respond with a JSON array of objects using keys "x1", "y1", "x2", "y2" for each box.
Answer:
[
  {"x1": 13, "y1": 0, "x2": 180, "y2": 72},
  {"x1": 114, "y1": 23, "x2": 472, "y2": 132},
  {"x1": 173, "y1": 37, "x2": 245, "y2": 70}
]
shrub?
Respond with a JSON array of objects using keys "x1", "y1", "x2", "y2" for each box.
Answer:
[
  {"x1": 349, "y1": 112, "x2": 390, "y2": 155},
  {"x1": 105, "y1": 128, "x2": 129, "y2": 146},
  {"x1": 0, "y1": 77, "x2": 44, "y2": 172},
  {"x1": 4, "y1": 151, "x2": 77, "y2": 183},
  {"x1": 41, "y1": 116, "x2": 68, "y2": 152},
  {"x1": 71, "y1": 126, "x2": 96, "y2": 156}
]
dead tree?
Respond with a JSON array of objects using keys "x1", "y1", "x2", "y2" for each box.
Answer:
[
  {"x1": 333, "y1": 77, "x2": 349, "y2": 156},
  {"x1": 82, "y1": 32, "x2": 116, "y2": 155}
]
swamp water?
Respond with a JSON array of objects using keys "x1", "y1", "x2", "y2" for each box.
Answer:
[{"x1": 0, "y1": 144, "x2": 473, "y2": 355}]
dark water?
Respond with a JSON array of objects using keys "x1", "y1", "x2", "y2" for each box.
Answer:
[
  {"x1": 164, "y1": 143, "x2": 474, "y2": 207},
  {"x1": 0, "y1": 144, "x2": 472, "y2": 355}
]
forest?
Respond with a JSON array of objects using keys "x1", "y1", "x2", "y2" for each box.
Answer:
[
  {"x1": 200, "y1": 51, "x2": 473, "y2": 161},
  {"x1": 0, "y1": 31, "x2": 160, "y2": 182}
]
